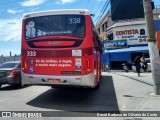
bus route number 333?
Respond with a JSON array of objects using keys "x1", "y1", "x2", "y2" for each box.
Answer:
[{"x1": 27, "y1": 51, "x2": 36, "y2": 56}]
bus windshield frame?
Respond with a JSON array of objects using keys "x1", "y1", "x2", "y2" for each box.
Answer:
[{"x1": 25, "y1": 14, "x2": 86, "y2": 39}]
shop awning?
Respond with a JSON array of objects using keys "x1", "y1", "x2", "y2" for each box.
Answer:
[{"x1": 104, "y1": 46, "x2": 148, "y2": 53}]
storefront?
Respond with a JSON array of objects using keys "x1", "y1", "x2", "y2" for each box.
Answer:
[
  {"x1": 103, "y1": 21, "x2": 150, "y2": 70},
  {"x1": 103, "y1": 46, "x2": 149, "y2": 70}
]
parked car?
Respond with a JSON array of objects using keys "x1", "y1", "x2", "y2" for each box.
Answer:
[
  {"x1": 132, "y1": 58, "x2": 151, "y2": 72},
  {"x1": 0, "y1": 61, "x2": 21, "y2": 88}
]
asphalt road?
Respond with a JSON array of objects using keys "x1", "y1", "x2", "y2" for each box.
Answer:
[
  {"x1": 0, "y1": 72, "x2": 154, "y2": 119},
  {"x1": 0, "y1": 74, "x2": 119, "y2": 112}
]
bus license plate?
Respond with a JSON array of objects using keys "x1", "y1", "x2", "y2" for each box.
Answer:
[{"x1": 48, "y1": 79, "x2": 60, "y2": 83}]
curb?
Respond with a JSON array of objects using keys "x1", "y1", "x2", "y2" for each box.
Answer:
[{"x1": 112, "y1": 72, "x2": 153, "y2": 86}]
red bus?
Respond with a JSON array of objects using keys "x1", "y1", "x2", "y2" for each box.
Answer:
[{"x1": 21, "y1": 9, "x2": 102, "y2": 89}]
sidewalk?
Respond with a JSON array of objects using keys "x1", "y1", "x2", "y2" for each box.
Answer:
[
  {"x1": 102, "y1": 71, "x2": 160, "y2": 119},
  {"x1": 111, "y1": 71, "x2": 153, "y2": 86}
]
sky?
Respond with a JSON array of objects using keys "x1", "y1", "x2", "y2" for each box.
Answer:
[{"x1": 0, "y1": 0, "x2": 160, "y2": 56}]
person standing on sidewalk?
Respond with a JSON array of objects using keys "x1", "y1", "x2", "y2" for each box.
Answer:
[
  {"x1": 140, "y1": 57, "x2": 148, "y2": 72},
  {"x1": 105, "y1": 64, "x2": 110, "y2": 72},
  {"x1": 133, "y1": 56, "x2": 141, "y2": 76},
  {"x1": 122, "y1": 63, "x2": 129, "y2": 73}
]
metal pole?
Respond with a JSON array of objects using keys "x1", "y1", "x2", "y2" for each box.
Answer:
[{"x1": 143, "y1": 0, "x2": 160, "y2": 95}]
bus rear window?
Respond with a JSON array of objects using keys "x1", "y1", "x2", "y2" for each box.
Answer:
[{"x1": 25, "y1": 15, "x2": 85, "y2": 39}]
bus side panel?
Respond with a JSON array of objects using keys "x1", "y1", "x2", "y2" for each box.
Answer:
[{"x1": 83, "y1": 15, "x2": 97, "y2": 87}]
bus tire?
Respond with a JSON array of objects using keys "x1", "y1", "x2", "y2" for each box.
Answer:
[
  {"x1": 93, "y1": 83, "x2": 100, "y2": 90},
  {"x1": 16, "y1": 77, "x2": 24, "y2": 87},
  {"x1": 51, "y1": 86, "x2": 59, "y2": 89}
]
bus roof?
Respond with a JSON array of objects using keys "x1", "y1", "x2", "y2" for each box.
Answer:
[{"x1": 23, "y1": 9, "x2": 90, "y2": 19}]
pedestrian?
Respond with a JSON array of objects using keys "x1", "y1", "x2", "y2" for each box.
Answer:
[
  {"x1": 133, "y1": 56, "x2": 141, "y2": 76},
  {"x1": 105, "y1": 64, "x2": 110, "y2": 72},
  {"x1": 140, "y1": 57, "x2": 148, "y2": 72},
  {"x1": 122, "y1": 63, "x2": 129, "y2": 73}
]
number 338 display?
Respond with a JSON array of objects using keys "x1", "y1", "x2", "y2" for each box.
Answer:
[{"x1": 68, "y1": 18, "x2": 81, "y2": 24}]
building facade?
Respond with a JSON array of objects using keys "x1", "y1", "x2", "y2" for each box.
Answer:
[
  {"x1": 103, "y1": 21, "x2": 149, "y2": 70},
  {"x1": 96, "y1": 8, "x2": 160, "y2": 70}
]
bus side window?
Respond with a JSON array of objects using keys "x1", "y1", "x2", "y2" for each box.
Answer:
[
  {"x1": 92, "y1": 28, "x2": 96, "y2": 50},
  {"x1": 94, "y1": 33, "x2": 100, "y2": 51},
  {"x1": 92, "y1": 22, "x2": 99, "y2": 51},
  {"x1": 96, "y1": 35, "x2": 102, "y2": 53},
  {"x1": 93, "y1": 32, "x2": 99, "y2": 51}
]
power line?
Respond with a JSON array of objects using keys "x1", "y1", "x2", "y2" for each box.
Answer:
[
  {"x1": 94, "y1": 0, "x2": 105, "y2": 13},
  {"x1": 94, "y1": 0, "x2": 110, "y2": 23},
  {"x1": 94, "y1": 0, "x2": 109, "y2": 23}
]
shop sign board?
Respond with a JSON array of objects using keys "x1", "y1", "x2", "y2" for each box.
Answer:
[
  {"x1": 104, "y1": 40, "x2": 127, "y2": 49},
  {"x1": 107, "y1": 23, "x2": 148, "y2": 45}
]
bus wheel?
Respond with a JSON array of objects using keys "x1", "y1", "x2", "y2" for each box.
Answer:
[
  {"x1": 16, "y1": 77, "x2": 24, "y2": 87},
  {"x1": 93, "y1": 83, "x2": 100, "y2": 90}
]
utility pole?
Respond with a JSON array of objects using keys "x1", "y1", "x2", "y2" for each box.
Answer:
[{"x1": 143, "y1": 0, "x2": 160, "y2": 95}]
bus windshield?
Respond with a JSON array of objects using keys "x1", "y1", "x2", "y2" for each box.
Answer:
[{"x1": 25, "y1": 15, "x2": 85, "y2": 39}]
